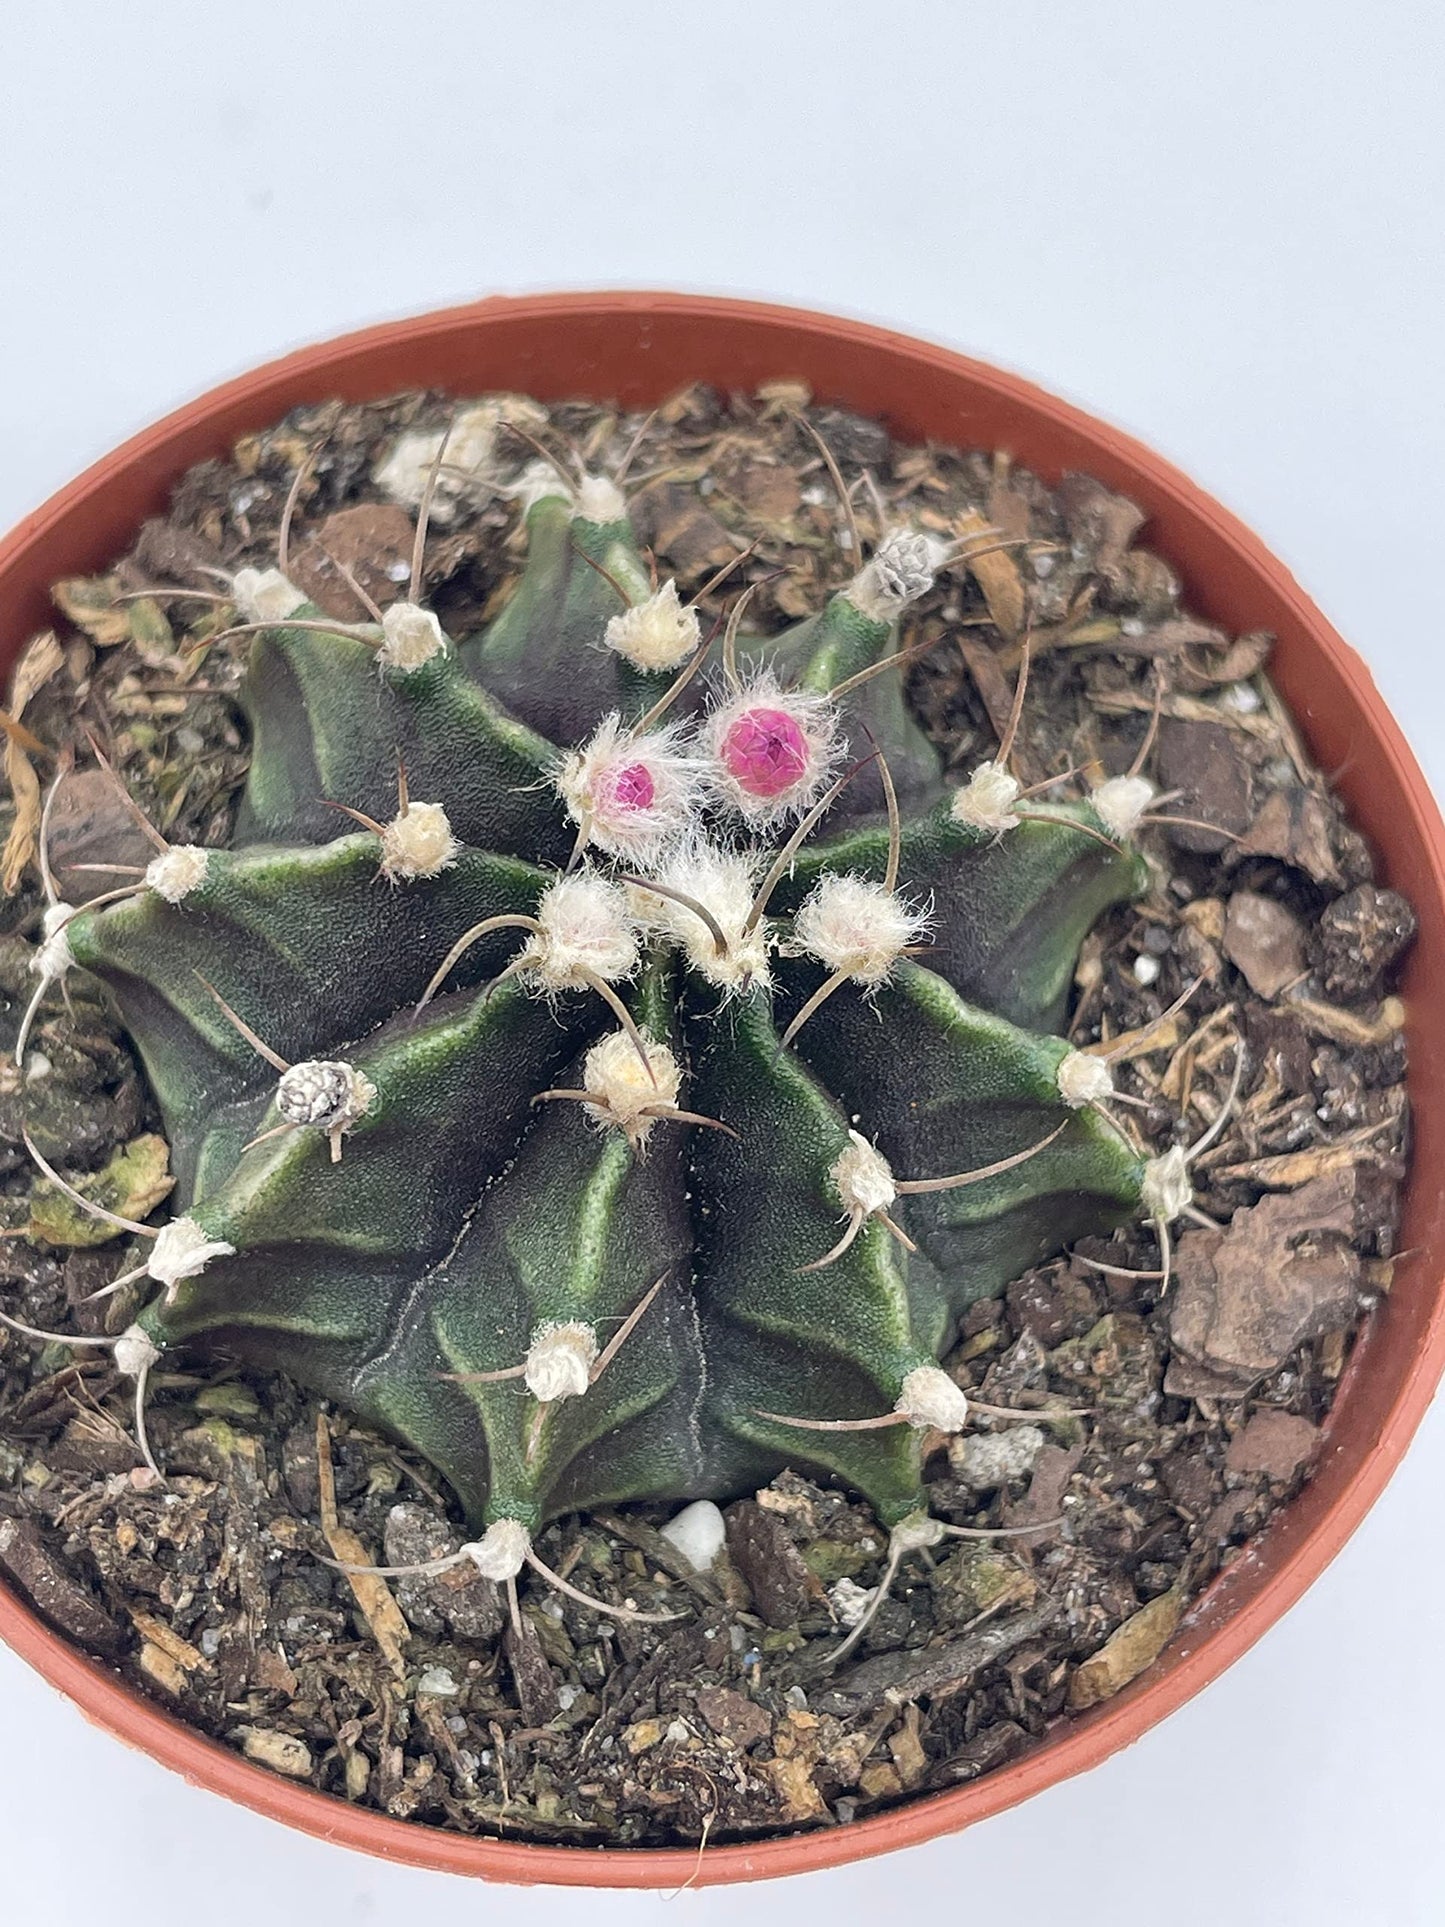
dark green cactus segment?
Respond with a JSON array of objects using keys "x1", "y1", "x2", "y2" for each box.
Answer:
[
  {"x1": 140, "y1": 981, "x2": 598, "y2": 1503},
  {"x1": 164, "y1": 977, "x2": 588, "y2": 1265},
  {"x1": 792, "y1": 960, "x2": 1145, "y2": 1314},
  {"x1": 233, "y1": 609, "x2": 568, "y2": 863},
  {"x1": 66, "y1": 838, "x2": 552, "y2": 1193},
  {"x1": 147, "y1": 968, "x2": 699, "y2": 1528},
  {"x1": 687, "y1": 991, "x2": 942, "y2": 1525},
  {"x1": 427, "y1": 1093, "x2": 699, "y2": 1527},
  {"x1": 783, "y1": 797, "x2": 1147, "y2": 1032},
  {"x1": 461, "y1": 494, "x2": 653, "y2": 745}
]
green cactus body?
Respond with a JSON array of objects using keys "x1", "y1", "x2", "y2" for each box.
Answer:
[{"x1": 58, "y1": 461, "x2": 1153, "y2": 1540}]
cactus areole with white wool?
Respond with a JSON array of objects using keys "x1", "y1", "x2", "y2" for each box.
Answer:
[{"x1": 49, "y1": 441, "x2": 1168, "y2": 1544}]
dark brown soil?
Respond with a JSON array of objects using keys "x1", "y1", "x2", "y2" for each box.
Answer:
[{"x1": 0, "y1": 384, "x2": 1413, "y2": 1847}]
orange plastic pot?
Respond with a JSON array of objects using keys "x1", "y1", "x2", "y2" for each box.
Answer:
[{"x1": 1, "y1": 292, "x2": 1441, "y2": 1887}]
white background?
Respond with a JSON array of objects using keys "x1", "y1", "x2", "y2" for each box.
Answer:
[{"x1": 2, "y1": 4, "x2": 1443, "y2": 1921}]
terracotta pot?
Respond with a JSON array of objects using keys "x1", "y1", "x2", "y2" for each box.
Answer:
[{"x1": 1, "y1": 292, "x2": 1441, "y2": 1887}]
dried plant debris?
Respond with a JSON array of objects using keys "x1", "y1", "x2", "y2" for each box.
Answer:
[{"x1": 0, "y1": 384, "x2": 1412, "y2": 1848}]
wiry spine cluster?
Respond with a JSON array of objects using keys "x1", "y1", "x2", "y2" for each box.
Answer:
[{"x1": 4, "y1": 400, "x2": 1239, "y2": 1645}]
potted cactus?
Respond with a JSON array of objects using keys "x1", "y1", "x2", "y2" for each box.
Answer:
[{"x1": 0, "y1": 293, "x2": 1441, "y2": 1887}]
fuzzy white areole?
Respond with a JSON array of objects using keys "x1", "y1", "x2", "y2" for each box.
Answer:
[
  {"x1": 378, "y1": 801, "x2": 460, "y2": 882},
  {"x1": 581, "y1": 1031, "x2": 683, "y2": 1143},
  {"x1": 603, "y1": 580, "x2": 701, "y2": 674},
  {"x1": 832, "y1": 1130, "x2": 898, "y2": 1220},
  {"x1": 523, "y1": 1321, "x2": 600, "y2": 1403},
  {"x1": 143, "y1": 844, "x2": 210, "y2": 904},
  {"x1": 1056, "y1": 1048, "x2": 1117, "y2": 1108},
  {"x1": 1141, "y1": 1143, "x2": 1193, "y2": 1222},
  {"x1": 275, "y1": 1059, "x2": 378, "y2": 1135},
  {"x1": 633, "y1": 842, "x2": 772, "y2": 992},
  {"x1": 144, "y1": 1217, "x2": 237, "y2": 1301},
  {"x1": 952, "y1": 760, "x2": 1024, "y2": 835},
  {"x1": 230, "y1": 566, "x2": 308, "y2": 626},
  {"x1": 793, "y1": 871, "x2": 929, "y2": 985},
  {"x1": 377, "y1": 600, "x2": 447, "y2": 673},
  {"x1": 847, "y1": 527, "x2": 947, "y2": 623},
  {"x1": 1090, "y1": 773, "x2": 1156, "y2": 840},
  {"x1": 893, "y1": 1364, "x2": 971, "y2": 1432},
  {"x1": 523, "y1": 873, "x2": 640, "y2": 991}
]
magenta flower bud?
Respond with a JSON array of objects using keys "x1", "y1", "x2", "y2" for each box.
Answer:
[{"x1": 704, "y1": 676, "x2": 841, "y2": 825}]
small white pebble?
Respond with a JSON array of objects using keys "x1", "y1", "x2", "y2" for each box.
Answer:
[
  {"x1": 418, "y1": 1665, "x2": 459, "y2": 1697},
  {"x1": 658, "y1": 1498, "x2": 727, "y2": 1572},
  {"x1": 1223, "y1": 680, "x2": 1262, "y2": 714},
  {"x1": 785, "y1": 1685, "x2": 809, "y2": 1710},
  {"x1": 1133, "y1": 953, "x2": 1161, "y2": 985},
  {"x1": 240, "y1": 1728, "x2": 313, "y2": 1779},
  {"x1": 665, "y1": 1719, "x2": 690, "y2": 1745},
  {"x1": 557, "y1": 1682, "x2": 582, "y2": 1711},
  {"x1": 23, "y1": 1052, "x2": 51, "y2": 1084},
  {"x1": 828, "y1": 1577, "x2": 876, "y2": 1629},
  {"x1": 949, "y1": 1425, "x2": 1046, "y2": 1491}
]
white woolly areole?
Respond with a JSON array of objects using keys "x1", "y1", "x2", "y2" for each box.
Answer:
[
  {"x1": 603, "y1": 581, "x2": 701, "y2": 673},
  {"x1": 703, "y1": 674, "x2": 842, "y2": 827},
  {"x1": 276, "y1": 1060, "x2": 377, "y2": 1131},
  {"x1": 1141, "y1": 1144, "x2": 1193, "y2": 1222},
  {"x1": 794, "y1": 872, "x2": 927, "y2": 984},
  {"x1": 583, "y1": 1031, "x2": 683, "y2": 1144},
  {"x1": 144, "y1": 845, "x2": 209, "y2": 904},
  {"x1": 148, "y1": 1217, "x2": 235, "y2": 1292},
  {"x1": 575, "y1": 475, "x2": 627, "y2": 524},
  {"x1": 232, "y1": 567, "x2": 307, "y2": 626},
  {"x1": 659, "y1": 1500, "x2": 727, "y2": 1573},
  {"x1": 509, "y1": 458, "x2": 572, "y2": 515},
  {"x1": 373, "y1": 397, "x2": 549, "y2": 521},
  {"x1": 35, "y1": 902, "x2": 76, "y2": 980},
  {"x1": 378, "y1": 601, "x2": 447, "y2": 672},
  {"x1": 895, "y1": 1365, "x2": 971, "y2": 1433},
  {"x1": 113, "y1": 1324, "x2": 162, "y2": 1377},
  {"x1": 890, "y1": 1512, "x2": 948, "y2": 1555},
  {"x1": 1056, "y1": 1049, "x2": 1116, "y2": 1108},
  {"x1": 952, "y1": 761, "x2": 1022, "y2": 834},
  {"x1": 557, "y1": 715, "x2": 703, "y2": 863},
  {"x1": 379, "y1": 802, "x2": 459, "y2": 881},
  {"x1": 1091, "y1": 773, "x2": 1155, "y2": 840},
  {"x1": 831, "y1": 1130, "x2": 897, "y2": 1218},
  {"x1": 848, "y1": 528, "x2": 946, "y2": 623},
  {"x1": 466, "y1": 1518, "x2": 531, "y2": 1583},
  {"x1": 524, "y1": 1321, "x2": 599, "y2": 1403},
  {"x1": 526, "y1": 873, "x2": 639, "y2": 990},
  {"x1": 635, "y1": 842, "x2": 771, "y2": 992}
]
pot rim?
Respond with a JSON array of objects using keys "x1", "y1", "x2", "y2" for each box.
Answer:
[{"x1": 2, "y1": 289, "x2": 1442, "y2": 1888}]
